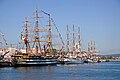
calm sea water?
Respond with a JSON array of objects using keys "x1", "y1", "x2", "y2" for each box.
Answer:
[{"x1": 0, "y1": 62, "x2": 120, "y2": 80}]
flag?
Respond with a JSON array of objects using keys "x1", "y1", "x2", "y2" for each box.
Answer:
[
  {"x1": 41, "y1": 10, "x2": 50, "y2": 16},
  {"x1": 20, "y1": 32, "x2": 23, "y2": 40},
  {"x1": 24, "y1": 37, "x2": 28, "y2": 43}
]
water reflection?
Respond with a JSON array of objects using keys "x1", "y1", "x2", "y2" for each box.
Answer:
[
  {"x1": 15, "y1": 67, "x2": 33, "y2": 71},
  {"x1": 14, "y1": 66, "x2": 57, "y2": 80},
  {"x1": 0, "y1": 62, "x2": 120, "y2": 80}
]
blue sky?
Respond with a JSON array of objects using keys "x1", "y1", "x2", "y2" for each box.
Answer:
[{"x1": 0, "y1": 0, "x2": 120, "y2": 54}]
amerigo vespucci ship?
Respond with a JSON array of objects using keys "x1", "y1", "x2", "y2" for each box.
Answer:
[{"x1": 12, "y1": 8, "x2": 64, "y2": 67}]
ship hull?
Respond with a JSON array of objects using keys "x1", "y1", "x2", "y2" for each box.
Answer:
[
  {"x1": 14, "y1": 58, "x2": 58, "y2": 67},
  {"x1": 58, "y1": 58, "x2": 84, "y2": 64}
]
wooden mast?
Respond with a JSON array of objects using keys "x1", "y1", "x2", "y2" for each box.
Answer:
[
  {"x1": 34, "y1": 8, "x2": 41, "y2": 54},
  {"x1": 41, "y1": 10, "x2": 54, "y2": 54},
  {"x1": 47, "y1": 13, "x2": 53, "y2": 54},
  {"x1": 24, "y1": 17, "x2": 30, "y2": 53},
  {"x1": 41, "y1": 10, "x2": 53, "y2": 54}
]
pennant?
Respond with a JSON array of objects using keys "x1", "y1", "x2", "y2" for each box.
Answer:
[{"x1": 41, "y1": 10, "x2": 50, "y2": 16}]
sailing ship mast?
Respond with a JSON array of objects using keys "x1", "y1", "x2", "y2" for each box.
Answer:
[
  {"x1": 41, "y1": 10, "x2": 54, "y2": 54},
  {"x1": 22, "y1": 8, "x2": 41, "y2": 54},
  {"x1": 72, "y1": 25, "x2": 75, "y2": 53},
  {"x1": 47, "y1": 12, "x2": 53, "y2": 54},
  {"x1": 93, "y1": 41, "x2": 96, "y2": 53},
  {"x1": 78, "y1": 26, "x2": 81, "y2": 52},
  {"x1": 91, "y1": 40, "x2": 93, "y2": 51},
  {"x1": 66, "y1": 25, "x2": 82, "y2": 53},
  {"x1": 19, "y1": 8, "x2": 63, "y2": 55},
  {"x1": 24, "y1": 17, "x2": 30, "y2": 53},
  {"x1": 87, "y1": 40, "x2": 96, "y2": 53},
  {"x1": 88, "y1": 42, "x2": 90, "y2": 53},
  {"x1": 66, "y1": 25, "x2": 69, "y2": 53},
  {"x1": 34, "y1": 8, "x2": 41, "y2": 54}
]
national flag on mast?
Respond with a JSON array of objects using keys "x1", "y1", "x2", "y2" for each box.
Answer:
[
  {"x1": 20, "y1": 32, "x2": 23, "y2": 40},
  {"x1": 23, "y1": 37, "x2": 28, "y2": 43}
]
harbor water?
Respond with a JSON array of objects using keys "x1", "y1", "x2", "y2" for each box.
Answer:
[{"x1": 0, "y1": 62, "x2": 120, "y2": 80}]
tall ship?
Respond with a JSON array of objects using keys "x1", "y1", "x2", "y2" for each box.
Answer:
[
  {"x1": 84, "y1": 41, "x2": 101, "y2": 63},
  {"x1": 12, "y1": 8, "x2": 64, "y2": 67},
  {"x1": 58, "y1": 25, "x2": 84, "y2": 64}
]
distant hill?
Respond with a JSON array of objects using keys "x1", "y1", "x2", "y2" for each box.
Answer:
[
  {"x1": 108, "y1": 54, "x2": 120, "y2": 57},
  {"x1": 97, "y1": 54, "x2": 120, "y2": 57}
]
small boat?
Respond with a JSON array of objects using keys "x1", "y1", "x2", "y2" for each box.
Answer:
[
  {"x1": 63, "y1": 58, "x2": 84, "y2": 64},
  {"x1": 0, "y1": 49, "x2": 14, "y2": 67},
  {"x1": 84, "y1": 58, "x2": 101, "y2": 63},
  {"x1": 84, "y1": 58, "x2": 94, "y2": 63},
  {"x1": 0, "y1": 57, "x2": 13, "y2": 67}
]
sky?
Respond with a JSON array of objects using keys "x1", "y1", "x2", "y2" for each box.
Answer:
[{"x1": 0, "y1": 0, "x2": 120, "y2": 54}]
